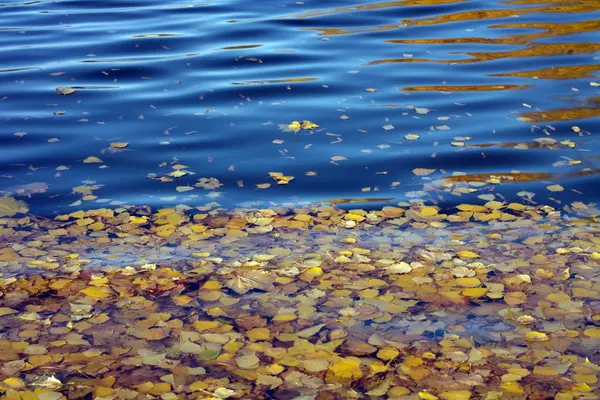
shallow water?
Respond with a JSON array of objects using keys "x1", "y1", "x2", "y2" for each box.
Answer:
[{"x1": 1, "y1": 0, "x2": 599, "y2": 214}]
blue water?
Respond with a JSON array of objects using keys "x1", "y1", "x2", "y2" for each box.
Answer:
[{"x1": 1, "y1": 0, "x2": 599, "y2": 214}]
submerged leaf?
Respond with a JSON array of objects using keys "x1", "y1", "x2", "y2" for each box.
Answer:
[{"x1": 0, "y1": 196, "x2": 29, "y2": 217}]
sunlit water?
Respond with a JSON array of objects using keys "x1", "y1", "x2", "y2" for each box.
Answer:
[{"x1": 1, "y1": 0, "x2": 599, "y2": 215}]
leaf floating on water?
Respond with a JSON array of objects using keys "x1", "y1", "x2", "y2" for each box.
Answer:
[
  {"x1": 525, "y1": 331, "x2": 550, "y2": 342},
  {"x1": 196, "y1": 177, "x2": 222, "y2": 190},
  {"x1": 421, "y1": 206, "x2": 438, "y2": 217},
  {"x1": 301, "y1": 120, "x2": 319, "y2": 130},
  {"x1": 0, "y1": 196, "x2": 29, "y2": 217},
  {"x1": 110, "y1": 142, "x2": 129, "y2": 149},
  {"x1": 56, "y1": 87, "x2": 76, "y2": 95},
  {"x1": 413, "y1": 168, "x2": 436, "y2": 176},
  {"x1": 269, "y1": 172, "x2": 294, "y2": 185},
  {"x1": 382, "y1": 124, "x2": 394, "y2": 131},
  {"x1": 547, "y1": 184, "x2": 564, "y2": 192},
  {"x1": 14, "y1": 131, "x2": 27, "y2": 137},
  {"x1": 331, "y1": 155, "x2": 348, "y2": 162},
  {"x1": 405, "y1": 133, "x2": 420, "y2": 140},
  {"x1": 256, "y1": 183, "x2": 271, "y2": 189},
  {"x1": 281, "y1": 120, "x2": 319, "y2": 132},
  {"x1": 286, "y1": 121, "x2": 302, "y2": 132},
  {"x1": 83, "y1": 156, "x2": 103, "y2": 163}
]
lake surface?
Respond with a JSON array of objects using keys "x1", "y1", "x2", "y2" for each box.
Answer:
[{"x1": 1, "y1": 0, "x2": 599, "y2": 215}]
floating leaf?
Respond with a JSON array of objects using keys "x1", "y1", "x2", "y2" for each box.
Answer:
[
  {"x1": 331, "y1": 155, "x2": 348, "y2": 162},
  {"x1": 287, "y1": 121, "x2": 302, "y2": 132},
  {"x1": 83, "y1": 156, "x2": 103, "y2": 163},
  {"x1": 413, "y1": 168, "x2": 436, "y2": 176},
  {"x1": 547, "y1": 184, "x2": 564, "y2": 192},
  {"x1": 56, "y1": 87, "x2": 76, "y2": 95},
  {"x1": 0, "y1": 196, "x2": 29, "y2": 217},
  {"x1": 301, "y1": 120, "x2": 319, "y2": 130}
]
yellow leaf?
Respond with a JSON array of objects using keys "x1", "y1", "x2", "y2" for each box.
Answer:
[
  {"x1": 462, "y1": 288, "x2": 488, "y2": 298},
  {"x1": 110, "y1": 142, "x2": 129, "y2": 149},
  {"x1": 329, "y1": 357, "x2": 363, "y2": 379},
  {"x1": 248, "y1": 328, "x2": 270, "y2": 341},
  {"x1": 546, "y1": 184, "x2": 564, "y2": 192},
  {"x1": 421, "y1": 207, "x2": 438, "y2": 217},
  {"x1": 256, "y1": 183, "x2": 271, "y2": 189},
  {"x1": 456, "y1": 277, "x2": 481, "y2": 288},
  {"x1": 419, "y1": 391, "x2": 439, "y2": 400},
  {"x1": 440, "y1": 390, "x2": 472, "y2": 400},
  {"x1": 303, "y1": 359, "x2": 329, "y2": 372},
  {"x1": 457, "y1": 251, "x2": 480, "y2": 259},
  {"x1": 2, "y1": 378, "x2": 25, "y2": 389},
  {"x1": 287, "y1": 121, "x2": 302, "y2": 132},
  {"x1": 156, "y1": 224, "x2": 176, "y2": 237},
  {"x1": 0, "y1": 196, "x2": 29, "y2": 217},
  {"x1": 83, "y1": 156, "x2": 103, "y2": 163},
  {"x1": 583, "y1": 327, "x2": 600, "y2": 338},
  {"x1": 413, "y1": 168, "x2": 436, "y2": 176},
  {"x1": 456, "y1": 204, "x2": 488, "y2": 212},
  {"x1": 189, "y1": 381, "x2": 208, "y2": 391},
  {"x1": 236, "y1": 353, "x2": 260, "y2": 369},
  {"x1": 501, "y1": 381, "x2": 525, "y2": 394},
  {"x1": 173, "y1": 296, "x2": 192, "y2": 306},
  {"x1": 301, "y1": 120, "x2": 319, "y2": 130},
  {"x1": 525, "y1": 331, "x2": 550, "y2": 342},
  {"x1": 377, "y1": 348, "x2": 399, "y2": 360},
  {"x1": 194, "y1": 321, "x2": 220, "y2": 332},
  {"x1": 129, "y1": 216, "x2": 148, "y2": 224},
  {"x1": 80, "y1": 286, "x2": 112, "y2": 299},
  {"x1": 0, "y1": 307, "x2": 18, "y2": 317}
]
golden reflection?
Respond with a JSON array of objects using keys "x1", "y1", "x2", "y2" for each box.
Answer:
[
  {"x1": 281, "y1": 0, "x2": 465, "y2": 20},
  {"x1": 403, "y1": 4, "x2": 600, "y2": 27},
  {"x1": 444, "y1": 169, "x2": 600, "y2": 183},
  {"x1": 466, "y1": 141, "x2": 559, "y2": 149},
  {"x1": 402, "y1": 84, "x2": 530, "y2": 91},
  {"x1": 232, "y1": 77, "x2": 318, "y2": 85},
  {"x1": 458, "y1": 42, "x2": 600, "y2": 63},
  {"x1": 387, "y1": 20, "x2": 600, "y2": 46},
  {"x1": 367, "y1": 43, "x2": 600, "y2": 65},
  {"x1": 444, "y1": 172, "x2": 552, "y2": 183},
  {"x1": 490, "y1": 64, "x2": 600, "y2": 79},
  {"x1": 520, "y1": 106, "x2": 600, "y2": 122},
  {"x1": 301, "y1": 1, "x2": 599, "y2": 37}
]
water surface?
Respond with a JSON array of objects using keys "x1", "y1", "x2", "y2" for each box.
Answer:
[{"x1": 1, "y1": 0, "x2": 599, "y2": 214}]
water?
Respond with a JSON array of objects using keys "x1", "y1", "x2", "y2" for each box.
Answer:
[{"x1": 1, "y1": 0, "x2": 599, "y2": 215}]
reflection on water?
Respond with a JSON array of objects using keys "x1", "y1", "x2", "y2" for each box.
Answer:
[{"x1": 0, "y1": 0, "x2": 598, "y2": 215}]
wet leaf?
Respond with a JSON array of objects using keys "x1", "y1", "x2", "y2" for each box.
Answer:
[
  {"x1": 413, "y1": 168, "x2": 436, "y2": 176},
  {"x1": 83, "y1": 156, "x2": 103, "y2": 163},
  {"x1": 0, "y1": 196, "x2": 29, "y2": 217}
]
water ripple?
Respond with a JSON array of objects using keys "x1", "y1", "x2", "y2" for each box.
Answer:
[{"x1": 0, "y1": 0, "x2": 598, "y2": 215}]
